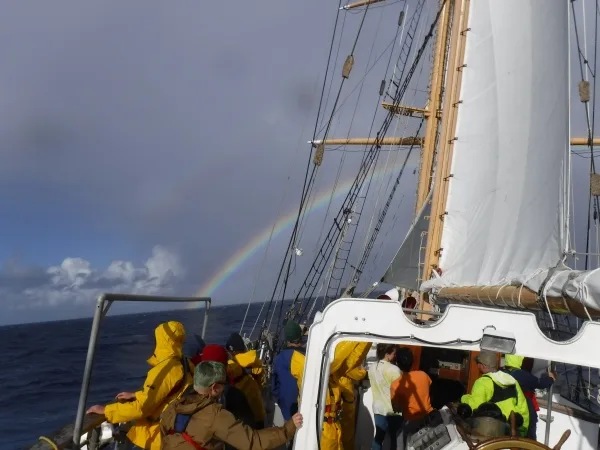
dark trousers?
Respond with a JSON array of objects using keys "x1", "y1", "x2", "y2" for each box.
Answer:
[
  {"x1": 528, "y1": 414, "x2": 538, "y2": 440},
  {"x1": 373, "y1": 414, "x2": 403, "y2": 450},
  {"x1": 402, "y1": 419, "x2": 423, "y2": 448}
]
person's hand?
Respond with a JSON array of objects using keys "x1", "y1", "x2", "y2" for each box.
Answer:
[
  {"x1": 292, "y1": 413, "x2": 303, "y2": 429},
  {"x1": 548, "y1": 371, "x2": 557, "y2": 381},
  {"x1": 86, "y1": 405, "x2": 106, "y2": 415},
  {"x1": 115, "y1": 392, "x2": 136, "y2": 401}
]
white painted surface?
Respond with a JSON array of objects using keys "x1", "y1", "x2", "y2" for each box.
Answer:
[{"x1": 293, "y1": 299, "x2": 600, "y2": 449}]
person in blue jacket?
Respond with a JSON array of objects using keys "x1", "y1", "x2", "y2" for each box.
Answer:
[
  {"x1": 502, "y1": 354, "x2": 556, "y2": 441},
  {"x1": 272, "y1": 321, "x2": 306, "y2": 426}
]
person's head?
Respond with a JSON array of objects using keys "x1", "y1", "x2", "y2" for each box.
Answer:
[
  {"x1": 396, "y1": 347, "x2": 414, "y2": 372},
  {"x1": 402, "y1": 296, "x2": 417, "y2": 310},
  {"x1": 377, "y1": 288, "x2": 399, "y2": 301},
  {"x1": 476, "y1": 351, "x2": 498, "y2": 374},
  {"x1": 201, "y1": 344, "x2": 229, "y2": 366},
  {"x1": 284, "y1": 320, "x2": 303, "y2": 346},
  {"x1": 226, "y1": 333, "x2": 246, "y2": 354},
  {"x1": 148, "y1": 321, "x2": 186, "y2": 365},
  {"x1": 503, "y1": 354, "x2": 524, "y2": 370},
  {"x1": 521, "y1": 357, "x2": 534, "y2": 373},
  {"x1": 376, "y1": 343, "x2": 397, "y2": 362},
  {"x1": 194, "y1": 361, "x2": 227, "y2": 399}
]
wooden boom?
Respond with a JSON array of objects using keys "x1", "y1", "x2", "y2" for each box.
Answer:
[{"x1": 436, "y1": 285, "x2": 600, "y2": 320}]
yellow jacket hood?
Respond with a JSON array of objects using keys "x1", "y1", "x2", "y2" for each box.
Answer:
[
  {"x1": 233, "y1": 349, "x2": 260, "y2": 368},
  {"x1": 147, "y1": 321, "x2": 186, "y2": 367},
  {"x1": 504, "y1": 354, "x2": 524, "y2": 369}
]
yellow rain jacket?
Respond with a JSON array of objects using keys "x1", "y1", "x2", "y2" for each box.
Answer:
[
  {"x1": 295, "y1": 341, "x2": 369, "y2": 450},
  {"x1": 337, "y1": 342, "x2": 372, "y2": 450},
  {"x1": 461, "y1": 370, "x2": 530, "y2": 436},
  {"x1": 228, "y1": 350, "x2": 266, "y2": 424},
  {"x1": 104, "y1": 321, "x2": 192, "y2": 450}
]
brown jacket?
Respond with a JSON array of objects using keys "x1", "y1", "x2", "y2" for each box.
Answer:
[{"x1": 160, "y1": 392, "x2": 296, "y2": 450}]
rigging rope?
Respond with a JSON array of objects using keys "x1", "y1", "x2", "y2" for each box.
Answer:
[
  {"x1": 349, "y1": 118, "x2": 425, "y2": 291},
  {"x1": 320, "y1": 0, "x2": 428, "y2": 304},
  {"x1": 349, "y1": 2, "x2": 429, "y2": 291},
  {"x1": 571, "y1": 0, "x2": 600, "y2": 272},
  {"x1": 257, "y1": 0, "x2": 346, "y2": 338},
  {"x1": 240, "y1": 78, "x2": 322, "y2": 335},
  {"x1": 313, "y1": 6, "x2": 388, "y2": 255},
  {"x1": 264, "y1": 0, "x2": 378, "y2": 344},
  {"x1": 287, "y1": 0, "x2": 448, "y2": 323},
  {"x1": 271, "y1": 1, "x2": 375, "y2": 339}
]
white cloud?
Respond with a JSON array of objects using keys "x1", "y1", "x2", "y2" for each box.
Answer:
[{"x1": 5, "y1": 245, "x2": 185, "y2": 309}]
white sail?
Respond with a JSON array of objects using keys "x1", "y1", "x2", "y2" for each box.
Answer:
[
  {"x1": 383, "y1": 191, "x2": 432, "y2": 290},
  {"x1": 422, "y1": 2, "x2": 578, "y2": 302}
]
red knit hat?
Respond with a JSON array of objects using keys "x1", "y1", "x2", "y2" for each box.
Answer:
[{"x1": 200, "y1": 344, "x2": 228, "y2": 365}]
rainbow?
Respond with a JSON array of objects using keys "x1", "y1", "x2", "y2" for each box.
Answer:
[{"x1": 195, "y1": 156, "x2": 417, "y2": 302}]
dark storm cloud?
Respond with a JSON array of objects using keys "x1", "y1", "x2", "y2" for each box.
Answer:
[{"x1": 0, "y1": 0, "x2": 449, "y2": 323}]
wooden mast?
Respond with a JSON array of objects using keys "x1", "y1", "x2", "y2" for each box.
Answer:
[
  {"x1": 419, "y1": 0, "x2": 469, "y2": 311},
  {"x1": 416, "y1": 0, "x2": 451, "y2": 213}
]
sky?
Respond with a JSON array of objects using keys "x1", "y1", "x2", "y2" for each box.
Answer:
[
  {"x1": 0, "y1": 0, "x2": 425, "y2": 325},
  {"x1": 0, "y1": 1, "x2": 597, "y2": 326}
]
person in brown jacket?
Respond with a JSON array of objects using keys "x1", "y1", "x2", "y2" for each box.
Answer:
[{"x1": 160, "y1": 361, "x2": 302, "y2": 450}]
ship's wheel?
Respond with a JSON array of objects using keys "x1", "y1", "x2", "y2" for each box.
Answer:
[{"x1": 456, "y1": 418, "x2": 571, "y2": 450}]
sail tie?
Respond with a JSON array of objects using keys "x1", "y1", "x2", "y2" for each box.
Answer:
[
  {"x1": 579, "y1": 267, "x2": 600, "y2": 321},
  {"x1": 517, "y1": 268, "x2": 544, "y2": 309}
]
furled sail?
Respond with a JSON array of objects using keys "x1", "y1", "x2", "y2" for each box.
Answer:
[
  {"x1": 383, "y1": 191, "x2": 432, "y2": 290},
  {"x1": 419, "y1": 1, "x2": 600, "y2": 311}
]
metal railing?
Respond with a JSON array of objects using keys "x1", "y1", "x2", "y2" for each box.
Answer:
[{"x1": 72, "y1": 293, "x2": 211, "y2": 448}]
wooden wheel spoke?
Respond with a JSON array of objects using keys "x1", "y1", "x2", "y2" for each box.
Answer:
[{"x1": 465, "y1": 429, "x2": 571, "y2": 450}]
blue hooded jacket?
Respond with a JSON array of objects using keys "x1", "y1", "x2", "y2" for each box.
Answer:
[{"x1": 272, "y1": 347, "x2": 305, "y2": 420}]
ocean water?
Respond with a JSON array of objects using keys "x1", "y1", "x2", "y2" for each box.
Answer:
[
  {"x1": 0, "y1": 301, "x2": 271, "y2": 450},
  {"x1": 4, "y1": 300, "x2": 600, "y2": 449}
]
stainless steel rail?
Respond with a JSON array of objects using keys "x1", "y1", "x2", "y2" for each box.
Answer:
[{"x1": 72, "y1": 293, "x2": 211, "y2": 447}]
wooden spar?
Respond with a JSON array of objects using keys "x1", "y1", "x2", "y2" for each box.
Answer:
[
  {"x1": 571, "y1": 137, "x2": 600, "y2": 145},
  {"x1": 309, "y1": 137, "x2": 423, "y2": 146},
  {"x1": 421, "y1": 0, "x2": 470, "y2": 308},
  {"x1": 435, "y1": 285, "x2": 600, "y2": 320},
  {"x1": 416, "y1": 0, "x2": 451, "y2": 213},
  {"x1": 381, "y1": 102, "x2": 430, "y2": 118},
  {"x1": 341, "y1": 0, "x2": 386, "y2": 10},
  {"x1": 309, "y1": 136, "x2": 597, "y2": 147}
]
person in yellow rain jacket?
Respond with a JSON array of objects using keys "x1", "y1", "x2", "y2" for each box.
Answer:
[
  {"x1": 86, "y1": 321, "x2": 193, "y2": 450},
  {"x1": 226, "y1": 333, "x2": 266, "y2": 428},
  {"x1": 295, "y1": 340, "x2": 370, "y2": 450},
  {"x1": 337, "y1": 342, "x2": 372, "y2": 450}
]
